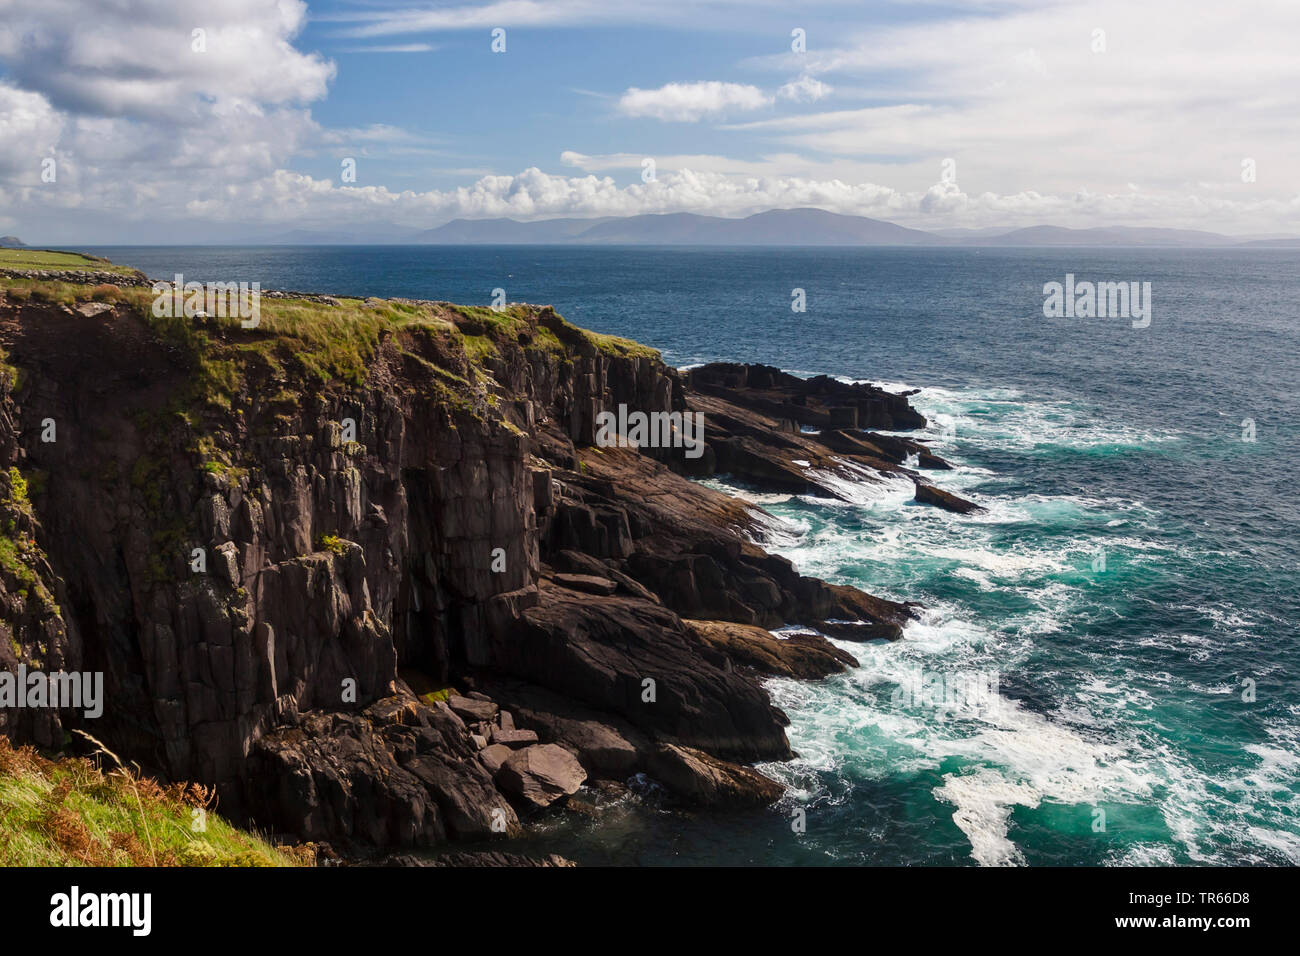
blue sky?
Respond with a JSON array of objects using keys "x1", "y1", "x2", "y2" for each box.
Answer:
[
  {"x1": 1, "y1": 0, "x2": 1298, "y2": 242},
  {"x1": 293, "y1": 3, "x2": 940, "y2": 191}
]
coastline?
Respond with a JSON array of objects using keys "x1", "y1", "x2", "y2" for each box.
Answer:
[
  {"x1": 0, "y1": 253, "x2": 981, "y2": 864},
  {"x1": 2, "y1": 247, "x2": 1296, "y2": 867}
]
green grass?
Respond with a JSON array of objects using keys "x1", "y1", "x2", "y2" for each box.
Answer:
[
  {"x1": 0, "y1": 261, "x2": 662, "y2": 404},
  {"x1": 0, "y1": 468, "x2": 56, "y2": 612},
  {"x1": 0, "y1": 248, "x2": 138, "y2": 276},
  {"x1": 317, "y1": 533, "x2": 349, "y2": 556},
  {"x1": 0, "y1": 736, "x2": 308, "y2": 866}
]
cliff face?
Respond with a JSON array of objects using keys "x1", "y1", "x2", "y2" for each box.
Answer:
[{"x1": 0, "y1": 281, "x2": 944, "y2": 851}]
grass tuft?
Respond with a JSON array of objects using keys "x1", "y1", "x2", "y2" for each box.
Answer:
[{"x1": 0, "y1": 735, "x2": 309, "y2": 867}]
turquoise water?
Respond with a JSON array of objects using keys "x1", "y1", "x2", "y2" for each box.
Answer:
[
  {"x1": 733, "y1": 381, "x2": 1297, "y2": 865},
  {"x1": 87, "y1": 246, "x2": 1300, "y2": 865}
]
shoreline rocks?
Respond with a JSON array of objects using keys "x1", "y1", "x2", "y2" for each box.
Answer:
[
  {"x1": 0, "y1": 288, "x2": 942, "y2": 861},
  {"x1": 913, "y1": 481, "x2": 985, "y2": 514},
  {"x1": 684, "y1": 619, "x2": 859, "y2": 679}
]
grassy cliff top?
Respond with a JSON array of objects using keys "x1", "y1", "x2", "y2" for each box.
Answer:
[
  {"x1": 0, "y1": 248, "x2": 140, "y2": 276},
  {"x1": 0, "y1": 250, "x2": 660, "y2": 405},
  {"x1": 0, "y1": 737, "x2": 306, "y2": 866}
]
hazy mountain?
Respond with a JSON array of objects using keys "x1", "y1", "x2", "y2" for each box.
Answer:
[
  {"x1": 0, "y1": 236, "x2": 26, "y2": 248},
  {"x1": 415, "y1": 217, "x2": 618, "y2": 243},
  {"x1": 1232, "y1": 236, "x2": 1300, "y2": 248},
  {"x1": 259, "y1": 226, "x2": 423, "y2": 245},
  {"x1": 571, "y1": 212, "x2": 736, "y2": 244},
  {"x1": 930, "y1": 226, "x2": 1020, "y2": 239},
  {"x1": 416, "y1": 208, "x2": 937, "y2": 245},
  {"x1": 241, "y1": 214, "x2": 1299, "y2": 247},
  {"x1": 965, "y1": 225, "x2": 1239, "y2": 247}
]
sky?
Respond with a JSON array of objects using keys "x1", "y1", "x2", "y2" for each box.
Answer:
[{"x1": 1, "y1": 0, "x2": 1298, "y2": 242}]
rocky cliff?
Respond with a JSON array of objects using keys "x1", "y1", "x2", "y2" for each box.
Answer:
[{"x1": 0, "y1": 271, "x2": 970, "y2": 855}]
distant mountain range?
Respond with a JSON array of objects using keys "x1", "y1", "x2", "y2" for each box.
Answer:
[
  {"x1": 961, "y1": 225, "x2": 1247, "y2": 247},
  {"x1": 415, "y1": 209, "x2": 939, "y2": 246},
  {"x1": 411, "y1": 210, "x2": 1300, "y2": 248},
  {"x1": 209, "y1": 210, "x2": 1300, "y2": 247},
  {"x1": 417, "y1": 209, "x2": 937, "y2": 246},
  {"x1": 0, "y1": 236, "x2": 26, "y2": 248}
]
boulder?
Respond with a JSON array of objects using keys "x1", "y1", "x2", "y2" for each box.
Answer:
[
  {"x1": 913, "y1": 481, "x2": 984, "y2": 514},
  {"x1": 447, "y1": 695, "x2": 499, "y2": 722},
  {"x1": 553, "y1": 572, "x2": 618, "y2": 596},
  {"x1": 478, "y1": 744, "x2": 513, "y2": 775},
  {"x1": 247, "y1": 705, "x2": 519, "y2": 846},
  {"x1": 475, "y1": 679, "x2": 645, "y2": 776},
  {"x1": 485, "y1": 586, "x2": 793, "y2": 763},
  {"x1": 496, "y1": 744, "x2": 588, "y2": 809},
  {"x1": 646, "y1": 743, "x2": 784, "y2": 808},
  {"x1": 490, "y1": 727, "x2": 539, "y2": 748}
]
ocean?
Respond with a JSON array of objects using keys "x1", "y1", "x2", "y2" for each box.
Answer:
[{"x1": 85, "y1": 245, "x2": 1300, "y2": 866}]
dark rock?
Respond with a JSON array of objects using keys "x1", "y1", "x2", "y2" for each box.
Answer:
[
  {"x1": 447, "y1": 695, "x2": 499, "y2": 722},
  {"x1": 913, "y1": 482, "x2": 984, "y2": 514},
  {"x1": 430, "y1": 851, "x2": 576, "y2": 867},
  {"x1": 684, "y1": 619, "x2": 858, "y2": 679},
  {"x1": 478, "y1": 744, "x2": 513, "y2": 774},
  {"x1": 496, "y1": 744, "x2": 588, "y2": 808},
  {"x1": 385, "y1": 851, "x2": 576, "y2": 867},
  {"x1": 481, "y1": 585, "x2": 793, "y2": 763},
  {"x1": 474, "y1": 679, "x2": 645, "y2": 777},
  {"x1": 553, "y1": 572, "x2": 617, "y2": 596},
  {"x1": 247, "y1": 704, "x2": 519, "y2": 846},
  {"x1": 0, "y1": 288, "x2": 932, "y2": 855},
  {"x1": 490, "y1": 727, "x2": 540, "y2": 748},
  {"x1": 646, "y1": 743, "x2": 784, "y2": 807}
]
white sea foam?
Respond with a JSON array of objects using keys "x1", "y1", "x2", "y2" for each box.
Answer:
[{"x1": 713, "y1": 376, "x2": 1283, "y2": 866}]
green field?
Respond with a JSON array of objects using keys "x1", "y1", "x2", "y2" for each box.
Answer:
[{"x1": 0, "y1": 248, "x2": 138, "y2": 275}]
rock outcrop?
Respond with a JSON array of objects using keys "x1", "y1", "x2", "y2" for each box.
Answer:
[
  {"x1": 684, "y1": 619, "x2": 859, "y2": 679},
  {"x1": 913, "y1": 481, "x2": 984, "y2": 514},
  {"x1": 0, "y1": 276, "x2": 940, "y2": 856}
]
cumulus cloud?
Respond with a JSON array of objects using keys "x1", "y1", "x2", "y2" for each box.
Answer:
[
  {"x1": 2, "y1": 0, "x2": 1299, "y2": 240},
  {"x1": 617, "y1": 81, "x2": 771, "y2": 122},
  {"x1": 0, "y1": 0, "x2": 333, "y2": 121},
  {"x1": 0, "y1": 0, "x2": 339, "y2": 236},
  {"x1": 0, "y1": 84, "x2": 65, "y2": 178},
  {"x1": 777, "y1": 75, "x2": 833, "y2": 102},
  {"x1": 737, "y1": 0, "x2": 1300, "y2": 201},
  {"x1": 15, "y1": 158, "x2": 1298, "y2": 242}
]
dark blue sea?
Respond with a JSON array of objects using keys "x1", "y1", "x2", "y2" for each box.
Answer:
[{"x1": 86, "y1": 245, "x2": 1300, "y2": 866}]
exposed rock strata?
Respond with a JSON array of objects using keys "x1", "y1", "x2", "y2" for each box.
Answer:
[
  {"x1": 0, "y1": 280, "x2": 968, "y2": 855},
  {"x1": 913, "y1": 481, "x2": 984, "y2": 514}
]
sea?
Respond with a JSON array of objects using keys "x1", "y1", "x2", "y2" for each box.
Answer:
[{"x1": 85, "y1": 244, "x2": 1300, "y2": 866}]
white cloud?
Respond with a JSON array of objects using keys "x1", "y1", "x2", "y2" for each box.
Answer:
[
  {"x1": 325, "y1": 0, "x2": 865, "y2": 37},
  {"x1": 736, "y1": 0, "x2": 1300, "y2": 201},
  {"x1": 0, "y1": 84, "x2": 65, "y2": 178},
  {"x1": 342, "y1": 44, "x2": 438, "y2": 54},
  {"x1": 0, "y1": 0, "x2": 339, "y2": 237},
  {"x1": 0, "y1": 0, "x2": 333, "y2": 121},
  {"x1": 13, "y1": 159, "x2": 1299, "y2": 242},
  {"x1": 777, "y1": 75, "x2": 833, "y2": 102},
  {"x1": 617, "y1": 81, "x2": 771, "y2": 122},
  {"x1": 2, "y1": 0, "x2": 1299, "y2": 239}
]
